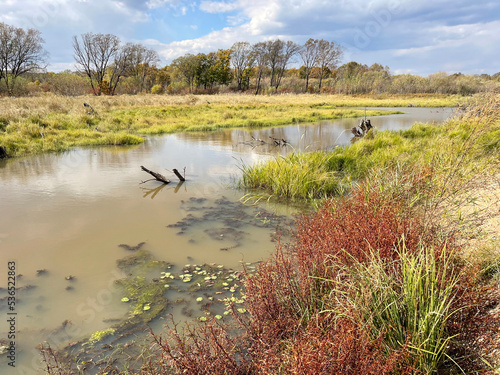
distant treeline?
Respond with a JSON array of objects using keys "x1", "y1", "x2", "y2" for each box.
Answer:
[{"x1": 1, "y1": 22, "x2": 499, "y2": 97}]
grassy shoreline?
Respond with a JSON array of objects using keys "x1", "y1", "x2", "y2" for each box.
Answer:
[
  {"x1": 0, "y1": 93, "x2": 465, "y2": 158},
  {"x1": 149, "y1": 95, "x2": 499, "y2": 374}
]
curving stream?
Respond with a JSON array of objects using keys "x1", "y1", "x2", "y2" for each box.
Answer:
[{"x1": 0, "y1": 107, "x2": 453, "y2": 373}]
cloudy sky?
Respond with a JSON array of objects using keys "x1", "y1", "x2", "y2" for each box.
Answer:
[{"x1": 1, "y1": 0, "x2": 499, "y2": 76}]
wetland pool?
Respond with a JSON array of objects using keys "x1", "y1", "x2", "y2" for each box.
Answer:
[{"x1": 0, "y1": 107, "x2": 453, "y2": 373}]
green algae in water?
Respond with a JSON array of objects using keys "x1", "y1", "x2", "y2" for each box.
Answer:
[{"x1": 87, "y1": 328, "x2": 116, "y2": 345}]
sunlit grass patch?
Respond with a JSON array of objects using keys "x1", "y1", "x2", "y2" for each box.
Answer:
[{"x1": 0, "y1": 92, "x2": 462, "y2": 157}]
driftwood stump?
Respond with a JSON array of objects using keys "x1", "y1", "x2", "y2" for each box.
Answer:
[
  {"x1": 172, "y1": 169, "x2": 186, "y2": 182},
  {"x1": 141, "y1": 166, "x2": 170, "y2": 184}
]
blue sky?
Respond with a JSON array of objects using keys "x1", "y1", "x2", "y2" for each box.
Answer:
[{"x1": 1, "y1": 0, "x2": 499, "y2": 76}]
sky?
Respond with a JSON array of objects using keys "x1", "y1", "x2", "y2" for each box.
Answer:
[{"x1": 1, "y1": 0, "x2": 499, "y2": 76}]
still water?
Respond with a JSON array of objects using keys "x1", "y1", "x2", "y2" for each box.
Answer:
[{"x1": 0, "y1": 107, "x2": 453, "y2": 373}]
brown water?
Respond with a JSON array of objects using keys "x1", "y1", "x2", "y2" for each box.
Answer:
[{"x1": 0, "y1": 108, "x2": 453, "y2": 373}]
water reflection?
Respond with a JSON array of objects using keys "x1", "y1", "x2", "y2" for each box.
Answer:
[
  {"x1": 0, "y1": 107, "x2": 453, "y2": 373},
  {"x1": 177, "y1": 107, "x2": 454, "y2": 156}
]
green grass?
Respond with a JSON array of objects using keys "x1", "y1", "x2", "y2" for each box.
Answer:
[
  {"x1": 329, "y1": 243, "x2": 459, "y2": 373},
  {"x1": 0, "y1": 93, "x2": 464, "y2": 157}
]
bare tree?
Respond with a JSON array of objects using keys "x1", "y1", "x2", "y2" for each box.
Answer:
[
  {"x1": 299, "y1": 38, "x2": 320, "y2": 92},
  {"x1": 264, "y1": 39, "x2": 283, "y2": 89},
  {"x1": 252, "y1": 42, "x2": 268, "y2": 95},
  {"x1": 231, "y1": 41, "x2": 254, "y2": 91},
  {"x1": 0, "y1": 22, "x2": 47, "y2": 95},
  {"x1": 73, "y1": 32, "x2": 121, "y2": 95},
  {"x1": 317, "y1": 39, "x2": 343, "y2": 90},
  {"x1": 273, "y1": 40, "x2": 300, "y2": 92}
]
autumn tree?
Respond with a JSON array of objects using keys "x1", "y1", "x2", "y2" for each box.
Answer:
[
  {"x1": 171, "y1": 54, "x2": 198, "y2": 92},
  {"x1": 0, "y1": 22, "x2": 48, "y2": 95},
  {"x1": 214, "y1": 48, "x2": 232, "y2": 86},
  {"x1": 316, "y1": 39, "x2": 343, "y2": 90},
  {"x1": 194, "y1": 49, "x2": 231, "y2": 90},
  {"x1": 299, "y1": 38, "x2": 320, "y2": 92},
  {"x1": 127, "y1": 44, "x2": 160, "y2": 92}
]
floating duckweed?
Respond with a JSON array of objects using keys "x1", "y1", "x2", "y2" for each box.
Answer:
[
  {"x1": 121, "y1": 297, "x2": 130, "y2": 302},
  {"x1": 183, "y1": 278, "x2": 192, "y2": 282},
  {"x1": 215, "y1": 315, "x2": 222, "y2": 320},
  {"x1": 208, "y1": 297, "x2": 213, "y2": 301},
  {"x1": 223, "y1": 311, "x2": 230, "y2": 315},
  {"x1": 237, "y1": 308, "x2": 247, "y2": 314},
  {"x1": 143, "y1": 305, "x2": 151, "y2": 311},
  {"x1": 199, "y1": 316, "x2": 207, "y2": 322},
  {"x1": 164, "y1": 284, "x2": 170, "y2": 288},
  {"x1": 204, "y1": 276, "x2": 211, "y2": 280},
  {"x1": 196, "y1": 297, "x2": 203, "y2": 302},
  {"x1": 217, "y1": 265, "x2": 224, "y2": 268},
  {"x1": 196, "y1": 267, "x2": 201, "y2": 271},
  {"x1": 185, "y1": 264, "x2": 191, "y2": 267}
]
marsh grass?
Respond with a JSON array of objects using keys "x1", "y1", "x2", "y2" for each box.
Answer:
[
  {"x1": 328, "y1": 244, "x2": 459, "y2": 373},
  {"x1": 0, "y1": 93, "x2": 461, "y2": 157},
  {"x1": 239, "y1": 151, "x2": 351, "y2": 201},
  {"x1": 241, "y1": 94, "x2": 499, "y2": 203}
]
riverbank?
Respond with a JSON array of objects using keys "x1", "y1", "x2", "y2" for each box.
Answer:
[
  {"x1": 0, "y1": 93, "x2": 464, "y2": 158},
  {"x1": 148, "y1": 94, "x2": 499, "y2": 373}
]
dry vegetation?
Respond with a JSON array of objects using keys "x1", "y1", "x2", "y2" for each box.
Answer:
[
  {"x1": 0, "y1": 93, "x2": 462, "y2": 158},
  {"x1": 142, "y1": 95, "x2": 499, "y2": 374},
  {"x1": 35, "y1": 94, "x2": 500, "y2": 374}
]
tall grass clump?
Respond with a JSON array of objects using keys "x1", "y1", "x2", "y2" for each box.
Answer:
[
  {"x1": 332, "y1": 243, "x2": 459, "y2": 373},
  {"x1": 239, "y1": 151, "x2": 350, "y2": 201}
]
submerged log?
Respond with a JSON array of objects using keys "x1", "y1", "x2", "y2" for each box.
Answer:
[{"x1": 141, "y1": 166, "x2": 170, "y2": 184}]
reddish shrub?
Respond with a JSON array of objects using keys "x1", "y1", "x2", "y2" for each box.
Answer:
[
  {"x1": 295, "y1": 188, "x2": 426, "y2": 282},
  {"x1": 152, "y1": 181, "x2": 448, "y2": 374}
]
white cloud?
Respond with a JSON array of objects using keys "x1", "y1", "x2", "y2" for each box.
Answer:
[
  {"x1": 145, "y1": 0, "x2": 178, "y2": 10},
  {"x1": 156, "y1": 24, "x2": 255, "y2": 60},
  {"x1": 199, "y1": 1, "x2": 241, "y2": 13},
  {"x1": 2, "y1": 0, "x2": 499, "y2": 75}
]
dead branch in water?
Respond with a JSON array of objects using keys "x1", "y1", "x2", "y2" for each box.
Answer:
[
  {"x1": 141, "y1": 166, "x2": 170, "y2": 184},
  {"x1": 172, "y1": 168, "x2": 186, "y2": 182}
]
